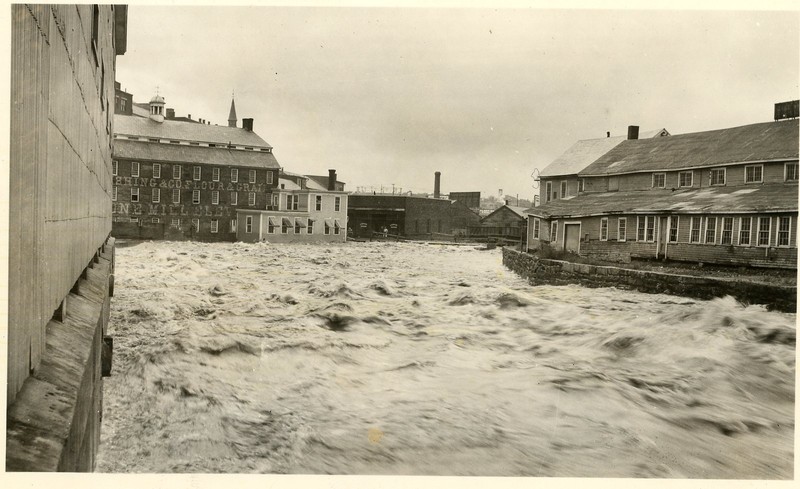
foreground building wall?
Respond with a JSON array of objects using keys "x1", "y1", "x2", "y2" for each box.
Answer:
[{"x1": 7, "y1": 4, "x2": 125, "y2": 471}]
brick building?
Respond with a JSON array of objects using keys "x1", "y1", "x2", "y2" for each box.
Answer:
[
  {"x1": 237, "y1": 170, "x2": 348, "y2": 243},
  {"x1": 8, "y1": 4, "x2": 126, "y2": 471},
  {"x1": 348, "y1": 195, "x2": 480, "y2": 239},
  {"x1": 526, "y1": 114, "x2": 799, "y2": 269},
  {"x1": 111, "y1": 97, "x2": 281, "y2": 241}
]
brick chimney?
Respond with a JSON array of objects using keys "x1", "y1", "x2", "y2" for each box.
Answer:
[
  {"x1": 434, "y1": 171, "x2": 441, "y2": 199},
  {"x1": 166, "y1": 108, "x2": 175, "y2": 119},
  {"x1": 242, "y1": 118, "x2": 253, "y2": 132},
  {"x1": 328, "y1": 169, "x2": 337, "y2": 191},
  {"x1": 627, "y1": 125, "x2": 639, "y2": 140}
]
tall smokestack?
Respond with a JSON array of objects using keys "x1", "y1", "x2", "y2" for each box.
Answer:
[
  {"x1": 627, "y1": 125, "x2": 639, "y2": 140},
  {"x1": 434, "y1": 171, "x2": 441, "y2": 199},
  {"x1": 328, "y1": 169, "x2": 337, "y2": 191}
]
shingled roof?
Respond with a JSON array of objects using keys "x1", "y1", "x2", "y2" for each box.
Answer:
[
  {"x1": 114, "y1": 114, "x2": 273, "y2": 148},
  {"x1": 113, "y1": 140, "x2": 280, "y2": 169},
  {"x1": 580, "y1": 120, "x2": 799, "y2": 177},
  {"x1": 526, "y1": 184, "x2": 798, "y2": 219},
  {"x1": 539, "y1": 128, "x2": 669, "y2": 178}
]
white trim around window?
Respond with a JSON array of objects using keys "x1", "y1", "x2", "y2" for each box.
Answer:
[
  {"x1": 560, "y1": 180, "x2": 567, "y2": 199},
  {"x1": 617, "y1": 217, "x2": 627, "y2": 242},
  {"x1": 599, "y1": 217, "x2": 608, "y2": 241},
  {"x1": 550, "y1": 220, "x2": 558, "y2": 242},
  {"x1": 210, "y1": 219, "x2": 218, "y2": 233},
  {"x1": 131, "y1": 161, "x2": 139, "y2": 178},
  {"x1": 193, "y1": 166, "x2": 201, "y2": 181},
  {"x1": 152, "y1": 187, "x2": 160, "y2": 203},
  {"x1": 231, "y1": 168, "x2": 239, "y2": 183},
  {"x1": 668, "y1": 216, "x2": 679, "y2": 243},
  {"x1": 738, "y1": 216, "x2": 752, "y2": 246},
  {"x1": 744, "y1": 164, "x2": 763, "y2": 184},
  {"x1": 112, "y1": 160, "x2": 118, "y2": 176},
  {"x1": 212, "y1": 167, "x2": 220, "y2": 182},
  {"x1": 249, "y1": 170, "x2": 256, "y2": 184},
  {"x1": 230, "y1": 191, "x2": 238, "y2": 206},
  {"x1": 652, "y1": 172, "x2": 666, "y2": 188},
  {"x1": 173, "y1": 164, "x2": 181, "y2": 179},
  {"x1": 192, "y1": 190, "x2": 200, "y2": 204},
  {"x1": 130, "y1": 187, "x2": 139, "y2": 202},
  {"x1": 212, "y1": 190, "x2": 219, "y2": 205},
  {"x1": 112, "y1": 186, "x2": 117, "y2": 201},
  {"x1": 172, "y1": 188, "x2": 180, "y2": 204},
  {"x1": 757, "y1": 216, "x2": 772, "y2": 247},
  {"x1": 777, "y1": 216, "x2": 792, "y2": 247},
  {"x1": 678, "y1": 171, "x2": 693, "y2": 188},
  {"x1": 152, "y1": 163, "x2": 161, "y2": 179},
  {"x1": 785, "y1": 162, "x2": 799, "y2": 182},
  {"x1": 532, "y1": 218, "x2": 540, "y2": 240},
  {"x1": 710, "y1": 168, "x2": 726, "y2": 186}
]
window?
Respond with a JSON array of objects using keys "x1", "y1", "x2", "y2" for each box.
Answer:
[
  {"x1": 307, "y1": 218, "x2": 314, "y2": 234},
  {"x1": 193, "y1": 166, "x2": 201, "y2": 180},
  {"x1": 171, "y1": 218, "x2": 181, "y2": 229},
  {"x1": 739, "y1": 217, "x2": 752, "y2": 246},
  {"x1": 617, "y1": 218, "x2": 627, "y2": 242},
  {"x1": 272, "y1": 194, "x2": 279, "y2": 208},
  {"x1": 211, "y1": 191, "x2": 219, "y2": 205},
  {"x1": 637, "y1": 217, "x2": 646, "y2": 241},
  {"x1": 248, "y1": 192, "x2": 256, "y2": 206},
  {"x1": 282, "y1": 218, "x2": 290, "y2": 234},
  {"x1": 600, "y1": 218, "x2": 608, "y2": 241},
  {"x1": 151, "y1": 218, "x2": 160, "y2": 224},
  {"x1": 668, "y1": 216, "x2": 679, "y2": 243},
  {"x1": 192, "y1": 190, "x2": 201, "y2": 204},
  {"x1": 744, "y1": 165, "x2": 763, "y2": 184},
  {"x1": 231, "y1": 168, "x2": 239, "y2": 183},
  {"x1": 578, "y1": 179, "x2": 585, "y2": 193},
  {"x1": 335, "y1": 197, "x2": 341, "y2": 212},
  {"x1": 152, "y1": 188, "x2": 160, "y2": 203},
  {"x1": 211, "y1": 220, "x2": 218, "y2": 233},
  {"x1": 131, "y1": 187, "x2": 139, "y2": 203},
  {"x1": 230, "y1": 192, "x2": 238, "y2": 206},
  {"x1": 212, "y1": 168, "x2": 220, "y2": 182},
  {"x1": 267, "y1": 172, "x2": 274, "y2": 185},
  {"x1": 131, "y1": 162, "x2": 140, "y2": 177},
  {"x1": 721, "y1": 217, "x2": 733, "y2": 245},
  {"x1": 112, "y1": 160, "x2": 118, "y2": 176},
  {"x1": 705, "y1": 217, "x2": 717, "y2": 244},
  {"x1": 545, "y1": 182, "x2": 552, "y2": 203},
  {"x1": 646, "y1": 216, "x2": 655, "y2": 242},
  {"x1": 230, "y1": 219, "x2": 237, "y2": 233},
  {"x1": 550, "y1": 221, "x2": 558, "y2": 242},
  {"x1": 268, "y1": 217, "x2": 276, "y2": 234},
  {"x1": 249, "y1": 170, "x2": 256, "y2": 184},
  {"x1": 690, "y1": 217, "x2": 702, "y2": 243},
  {"x1": 560, "y1": 181, "x2": 567, "y2": 199},
  {"x1": 295, "y1": 219, "x2": 302, "y2": 234},
  {"x1": 710, "y1": 168, "x2": 726, "y2": 186},
  {"x1": 679, "y1": 171, "x2": 693, "y2": 187},
  {"x1": 172, "y1": 188, "x2": 181, "y2": 204},
  {"x1": 785, "y1": 162, "x2": 799, "y2": 182},
  {"x1": 778, "y1": 217, "x2": 791, "y2": 246},
  {"x1": 334, "y1": 220, "x2": 341, "y2": 235},
  {"x1": 173, "y1": 165, "x2": 181, "y2": 179},
  {"x1": 112, "y1": 186, "x2": 117, "y2": 201},
  {"x1": 758, "y1": 217, "x2": 771, "y2": 246},
  {"x1": 192, "y1": 218, "x2": 200, "y2": 233},
  {"x1": 533, "y1": 218, "x2": 540, "y2": 239},
  {"x1": 287, "y1": 195, "x2": 298, "y2": 210},
  {"x1": 652, "y1": 173, "x2": 666, "y2": 188},
  {"x1": 246, "y1": 216, "x2": 253, "y2": 233},
  {"x1": 324, "y1": 221, "x2": 331, "y2": 235},
  {"x1": 315, "y1": 195, "x2": 322, "y2": 211},
  {"x1": 152, "y1": 163, "x2": 161, "y2": 179}
]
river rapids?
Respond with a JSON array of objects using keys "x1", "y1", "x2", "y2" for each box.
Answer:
[{"x1": 96, "y1": 241, "x2": 795, "y2": 477}]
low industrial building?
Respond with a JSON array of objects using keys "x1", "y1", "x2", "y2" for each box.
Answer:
[
  {"x1": 236, "y1": 170, "x2": 349, "y2": 243},
  {"x1": 111, "y1": 96, "x2": 281, "y2": 241},
  {"x1": 526, "y1": 110, "x2": 799, "y2": 269},
  {"x1": 470, "y1": 204, "x2": 528, "y2": 242}
]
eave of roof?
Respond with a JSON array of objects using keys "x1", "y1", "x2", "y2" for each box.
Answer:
[
  {"x1": 113, "y1": 139, "x2": 281, "y2": 169},
  {"x1": 526, "y1": 184, "x2": 798, "y2": 219}
]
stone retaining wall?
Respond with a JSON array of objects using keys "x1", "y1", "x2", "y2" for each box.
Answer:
[{"x1": 503, "y1": 248, "x2": 796, "y2": 312}]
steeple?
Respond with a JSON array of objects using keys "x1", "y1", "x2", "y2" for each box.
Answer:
[{"x1": 228, "y1": 93, "x2": 237, "y2": 128}]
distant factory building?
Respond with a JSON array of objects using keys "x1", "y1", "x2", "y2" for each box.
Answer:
[
  {"x1": 348, "y1": 172, "x2": 480, "y2": 239},
  {"x1": 111, "y1": 94, "x2": 280, "y2": 241},
  {"x1": 237, "y1": 170, "x2": 348, "y2": 243},
  {"x1": 471, "y1": 204, "x2": 528, "y2": 242}
]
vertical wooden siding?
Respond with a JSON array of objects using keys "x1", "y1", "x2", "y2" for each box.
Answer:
[{"x1": 8, "y1": 4, "x2": 116, "y2": 404}]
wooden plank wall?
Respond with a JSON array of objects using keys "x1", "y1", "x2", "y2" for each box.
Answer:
[{"x1": 8, "y1": 4, "x2": 116, "y2": 404}]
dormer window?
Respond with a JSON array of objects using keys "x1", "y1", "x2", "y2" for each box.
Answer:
[
  {"x1": 652, "y1": 173, "x2": 666, "y2": 188},
  {"x1": 744, "y1": 165, "x2": 763, "y2": 184},
  {"x1": 710, "y1": 168, "x2": 726, "y2": 186}
]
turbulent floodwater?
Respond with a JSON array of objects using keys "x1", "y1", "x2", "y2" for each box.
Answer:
[{"x1": 96, "y1": 241, "x2": 795, "y2": 477}]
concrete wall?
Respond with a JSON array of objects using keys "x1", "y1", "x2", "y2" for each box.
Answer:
[
  {"x1": 112, "y1": 158, "x2": 277, "y2": 241},
  {"x1": 8, "y1": 4, "x2": 123, "y2": 470},
  {"x1": 502, "y1": 248, "x2": 796, "y2": 312}
]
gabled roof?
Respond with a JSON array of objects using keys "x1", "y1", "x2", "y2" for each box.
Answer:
[
  {"x1": 113, "y1": 139, "x2": 280, "y2": 169},
  {"x1": 114, "y1": 114, "x2": 272, "y2": 148},
  {"x1": 481, "y1": 204, "x2": 528, "y2": 222},
  {"x1": 306, "y1": 175, "x2": 345, "y2": 191},
  {"x1": 581, "y1": 120, "x2": 799, "y2": 177},
  {"x1": 526, "y1": 184, "x2": 798, "y2": 219},
  {"x1": 539, "y1": 128, "x2": 669, "y2": 178}
]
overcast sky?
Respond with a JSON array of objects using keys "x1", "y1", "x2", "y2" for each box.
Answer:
[{"x1": 116, "y1": 4, "x2": 799, "y2": 200}]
